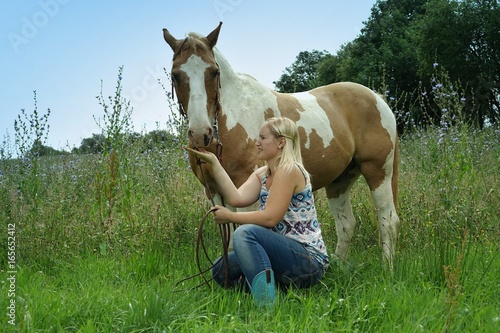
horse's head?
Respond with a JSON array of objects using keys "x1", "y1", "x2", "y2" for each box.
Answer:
[{"x1": 163, "y1": 22, "x2": 223, "y2": 148}]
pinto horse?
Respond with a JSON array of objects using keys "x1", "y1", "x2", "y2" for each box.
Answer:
[{"x1": 163, "y1": 22, "x2": 400, "y2": 267}]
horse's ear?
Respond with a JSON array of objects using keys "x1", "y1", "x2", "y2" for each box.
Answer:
[
  {"x1": 206, "y1": 22, "x2": 223, "y2": 49},
  {"x1": 163, "y1": 28, "x2": 178, "y2": 51}
]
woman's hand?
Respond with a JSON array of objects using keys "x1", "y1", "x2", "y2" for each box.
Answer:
[
  {"x1": 211, "y1": 205, "x2": 233, "y2": 224},
  {"x1": 183, "y1": 147, "x2": 218, "y2": 165}
]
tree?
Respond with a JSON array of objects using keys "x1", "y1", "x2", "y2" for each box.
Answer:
[
  {"x1": 334, "y1": 0, "x2": 428, "y2": 91},
  {"x1": 29, "y1": 139, "x2": 68, "y2": 157},
  {"x1": 317, "y1": 54, "x2": 339, "y2": 87},
  {"x1": 141, "y1": 129, "x2": 179, "y2": 151},
  {"x1": 273, "y1": 50, "x2": 332, "y2": 93},
  {"x1": 414, "y1": 0, "x2": 500, "y2": 126},
  {"x1": 73, "y1": 133, "x2": 107, "y2": 154},
  {"x1": 72, "y1": 130, "x2": 181, "y2": 155}
]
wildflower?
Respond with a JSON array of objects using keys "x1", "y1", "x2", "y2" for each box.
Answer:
[{"x1": 433, "y1": 62, "x2": 439, "y2": 67}]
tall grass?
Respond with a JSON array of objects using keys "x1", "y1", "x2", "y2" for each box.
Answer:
[{"x1": 0, "y1": 68, "x2": 498, "y2": 332}]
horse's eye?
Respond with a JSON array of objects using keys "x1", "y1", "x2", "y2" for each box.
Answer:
[{"x1": 212, "y1": 69, "x2": 220, "y2": 78}]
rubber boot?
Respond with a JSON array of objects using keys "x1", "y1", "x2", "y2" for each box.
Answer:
[{"x1": 250, "y1": 269, "x2": 276, "y2": 308}]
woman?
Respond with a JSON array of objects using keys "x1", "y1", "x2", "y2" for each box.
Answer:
[{"x1": 185, "y1": 117, "x2": 329, "y2": 308}]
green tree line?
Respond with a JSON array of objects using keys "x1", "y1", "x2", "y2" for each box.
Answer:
[
  {"x1": 5, "y1": 130, "x2": 180, "y2": 158},
  {"x1": 71, "y1": 130, "x2": 180, "y2": 154},
  {"x1": 274, "y1": 0, "x2": 499, "y2": 130}
]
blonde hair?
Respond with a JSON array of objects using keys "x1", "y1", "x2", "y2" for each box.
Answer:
[{"x1": 262, "y1": 117, "x2": 308, "y2": 178}]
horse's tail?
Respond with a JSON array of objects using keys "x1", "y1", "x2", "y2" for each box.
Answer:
[{"x1": 392, "y1": 134, "x2": 399, "y2": 211}]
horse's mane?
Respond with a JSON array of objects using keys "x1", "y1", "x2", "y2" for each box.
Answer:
[
  {"x1": 182, "y1": 32, "x2": 208, "y2": 54},
  {"x1": 183, "y1": 33, "x2": 233, "y2": 72},
  {"x1": 185, "y1": 32, "x2": 264, "y2": 89}
]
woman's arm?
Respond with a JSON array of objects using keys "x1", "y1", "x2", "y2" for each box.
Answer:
[
  {"x1": 184, "y1": 147, "x2": 262, "y2": 207},
  {"x1": 212, "y1": 165, "x2": 304, "y2": 227}
]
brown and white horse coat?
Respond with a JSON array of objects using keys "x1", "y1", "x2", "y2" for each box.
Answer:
[{"x1": 163, "y1": 22, "x2": 400, "y2": 267}]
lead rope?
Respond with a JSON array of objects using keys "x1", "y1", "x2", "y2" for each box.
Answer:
[{"x1": 175, "y1": 142, "x2": 232, "y2": 290}]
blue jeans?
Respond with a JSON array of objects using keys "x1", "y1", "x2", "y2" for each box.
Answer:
[{"x1": 212, "y1": 224, "x2": 325, "y2": 289}]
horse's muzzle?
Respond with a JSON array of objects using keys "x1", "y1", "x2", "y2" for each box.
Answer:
[{"x1": 188, "y1": 129, "x2": 215, "y2": 148}]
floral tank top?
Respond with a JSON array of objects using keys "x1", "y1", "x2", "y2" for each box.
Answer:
[{"x1": 259, "y1": 165, "x2": 330, "y2": 269}]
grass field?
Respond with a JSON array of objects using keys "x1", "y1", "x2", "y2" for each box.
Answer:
[{"x1": 1, "y1": 114, "x2": 499, "y2": 331}]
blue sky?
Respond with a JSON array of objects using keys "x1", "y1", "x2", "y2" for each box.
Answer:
[{"x1": 1, "y1": 0, "x2": 376, "y2": 152}]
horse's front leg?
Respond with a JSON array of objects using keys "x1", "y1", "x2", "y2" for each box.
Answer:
[{"x1": 328, "y1": 191, "x2": 357, "y2": 261}]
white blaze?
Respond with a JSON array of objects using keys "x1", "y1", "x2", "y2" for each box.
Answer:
[{"x1": 180, "y1": 55, "x2": 211, "y2": 131}]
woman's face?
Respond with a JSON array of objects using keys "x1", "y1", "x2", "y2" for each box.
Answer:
[{"x1": 256, "y1": 125, "x2": 281, "y2": 161}]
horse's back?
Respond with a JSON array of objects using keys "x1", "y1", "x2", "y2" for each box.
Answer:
[
  {"x1": 275, "y1": 82, "x2": 395, "y2": 135},
  {"x1": 273, "y1": 82, "x2": 397, "y2": 190},
  {"x1": 311, "y1": 82, "x2": 393, "y2": 124}
]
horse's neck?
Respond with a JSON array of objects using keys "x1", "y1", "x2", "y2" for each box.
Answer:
[
  {"x1": 214, "y1": 49, "x2": 244, "y2": 90},
  {"x1": 215, "y1": 49, "x2": 276, "y2": 139}
]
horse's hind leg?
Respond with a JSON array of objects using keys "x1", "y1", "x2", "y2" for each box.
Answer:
[
  {"x1": 326, "y1": 168, "x2": 361, "y2": 261},
  {"x1": 370, "y1": 180, "x2": 399, "y2": 268},
  {"x1": 361, "y1": 161, "x2": 400, "y2": 268}
]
